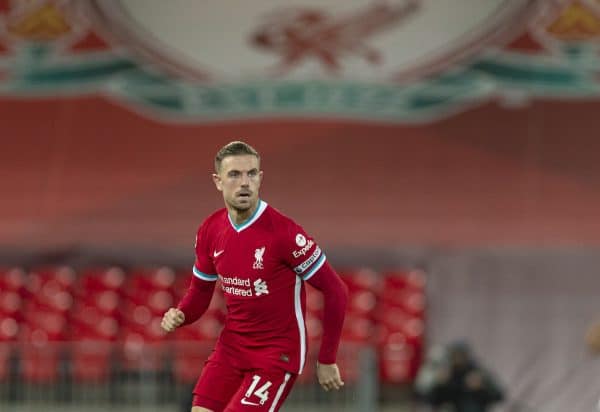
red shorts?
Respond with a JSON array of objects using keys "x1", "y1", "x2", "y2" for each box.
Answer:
[{"x1": 192, "y1": 356, "x2": 297, "y2": 412}]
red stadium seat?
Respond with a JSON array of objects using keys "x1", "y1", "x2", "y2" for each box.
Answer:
[
  {"x1": 336, "y1": 341, "x2": 365, "y2": 384},
  {"x1": 0, "y1": 267, "x2": 27, "y2": 294},
  {"x1": 78, "y1": 267, "x2": 127, "y2": 293},
  {"x1": 71, "y1": 310, "x2": 120, "y2": 342},
  {"x1": 381, "y1": 290, "x2": 425, "y2": 318},
  {"x1": 348, "y1": 289, "x2": 378, "y2": 318},
  {"x1": 28, "y1": 266, "x2": 77, "y2": 292},
  {"x1": 341, "y1": 268, "x2": 383, "y2": 293},
  {"x1": 147, "y1": 289, "x2": 176, "y2": 316},
  {"x1": 89, "y1": 290, "x2": 122, "y2": 317},
  {"x1": 134, "y1": 267, "x2": 177, "y2": 290},
  {"x1": 19, "y1": 326, "x2": 61, "y2": 383},
  {"x1": 379, "y1": 332, "x2": 415, "y2": 383},
  {"x1": 119, "y1": 327, "x2": 166, "y2": 372},
  {"x1": 0, "y1": 290, "x2": 23, "y2": 321},
  {"x1": 0, "y1": 343, "x2": 11, "y2": 381},
  {"x1": 71, "y1": 340, "x2": 113, "y2": 382},
  {"x1": 172, "y1": 340, "x2": 213, "y2": 383},
  {"x1": 382, "y1": 270, "x2": 426, "y2": 292},
  {"x1": 125, "y1": 267, "x2": 177, "y2": 305},
  {"x1": 342, "y1": 314, "x2": 374, "y2": 343},
  {"x1": 0, "y1": 317, "x2": 19, "y2": 342},
  {"x1": 22, "y1": 306, "x2": 69, "y2": 341},
  {"x1": 75, "y1": 269, "x2": 125, "y2": 324},
  {"x1": 172, "y1": 314, "x2": 223, "y2": 342}
]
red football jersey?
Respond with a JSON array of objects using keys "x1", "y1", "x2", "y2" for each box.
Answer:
[{"x1": 193, "y1": 200, "x2": 326, "y2": 374}]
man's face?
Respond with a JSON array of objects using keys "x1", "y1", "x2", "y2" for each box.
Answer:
[{"x1": 213, "y1": 154, "x2": 263, "y2": 213}]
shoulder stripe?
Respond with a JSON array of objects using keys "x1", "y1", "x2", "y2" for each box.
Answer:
[
  {"x1": 193, "y1": 266, "x2": 218, "y2": 281},
  {"x1": 301, "y1": 254, "x2": 326, "y2": 281}
]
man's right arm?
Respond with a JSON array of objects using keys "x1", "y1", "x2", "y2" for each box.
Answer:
[
  {"x1": 161, "y1": 276, "x2": 216, "y2": 332},
  {"x1": 161, "y1": 221, "x2": 217, "y2": 333}
]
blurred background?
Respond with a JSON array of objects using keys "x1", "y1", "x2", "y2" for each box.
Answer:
[{"x1": 1, "y1": 0, "x2": 600, "y2": 411}]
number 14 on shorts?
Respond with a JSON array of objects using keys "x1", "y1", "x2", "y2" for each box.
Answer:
[{"x1": 242, "y1": 375, "x2": 272, "y2": 406}]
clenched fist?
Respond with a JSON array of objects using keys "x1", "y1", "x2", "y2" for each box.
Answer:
[{"x1": 161, "y1": 307, "x2": 185, "y2": 332}]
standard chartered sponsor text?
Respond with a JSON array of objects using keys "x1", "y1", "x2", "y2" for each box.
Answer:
[{"x1": 219, "y1": 274, "x2": 253, "y2": 296}]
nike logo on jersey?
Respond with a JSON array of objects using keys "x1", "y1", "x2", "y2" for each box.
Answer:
[
  {"x1": 213, "y1": 250, "x2": 224, "y2": 257},
  {"x1": 240, "y1": 398, "x2": 260, "y2": 406}
]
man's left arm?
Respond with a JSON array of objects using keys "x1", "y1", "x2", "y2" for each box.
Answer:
[{"x1": 306, "y1": 262, "x2": 349, "y2": 391}]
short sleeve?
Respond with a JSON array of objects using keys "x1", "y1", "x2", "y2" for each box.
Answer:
[
  {"x1": 193, "y1": 222, "x2": 218, "y2": 282},
  {"x1": 281, "y1": 222, "x2": 327, "y2": 281}
]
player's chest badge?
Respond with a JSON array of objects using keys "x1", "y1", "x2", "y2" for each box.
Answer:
[{"x1": 252, "y1": 246, "x2": 266, "y2": 270}]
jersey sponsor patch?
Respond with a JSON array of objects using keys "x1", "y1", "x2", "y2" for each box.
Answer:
[{"x1": 295, "y1": 233, "x2": 307, "y2": 247}]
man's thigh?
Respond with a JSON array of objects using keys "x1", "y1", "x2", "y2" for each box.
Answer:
[
  {"x1": 193, "y1": 359, "x2": 244, "y2": 412},
  {"x1": 225, "y1": 368, "x2": 297, "y2": 412}
]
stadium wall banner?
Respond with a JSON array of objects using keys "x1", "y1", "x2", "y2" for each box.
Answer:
[{"x1": 0, "y1": 0, "x2": 599, "y2": 123}]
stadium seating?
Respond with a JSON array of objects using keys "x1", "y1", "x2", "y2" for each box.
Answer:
[
  {"x1": 378, "y1": 270, "x2": 426, "y2": 383},
  {"x1": 1, "y1": 265, "x2": 426, "y2": 386}
]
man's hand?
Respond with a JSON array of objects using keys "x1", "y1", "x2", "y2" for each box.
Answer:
[
  {"x1": 316, "y1": 362, "x2": 344, "y2": 392},
  {"x1": 161, "y1": 308, "x2": 185, "y2": 332}
]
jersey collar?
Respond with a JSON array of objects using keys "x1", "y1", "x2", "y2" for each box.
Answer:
[{"x1": 227, "y1": 199, "x2": 268, "y2": 232}]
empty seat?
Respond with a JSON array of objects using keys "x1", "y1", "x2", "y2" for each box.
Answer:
[
  {"x1": 172, "y1": 341, "x2": 213, "y2": 383},
  {"x1": 118, "y1": 325, "x2": 167, "y2": 373},
  {"x1": 19, "y1": 326, "x2": 62, "y2": 383},
  {"x1": 78, "y1": 267, "x2": 126, "y2": 293},
  {"x1": 340, "y1": 268, "x2": 383, "y2": 294},
  {"x1": 0, "y1": 267, "x2": 27, "y2": 295},
  {"x1": 0, "y1": 290, "x2": 23, "y2": 321},
  {"x1": 0, "y1": 343, "x2": 11, "y2": 382},
  {"x1": 124, "y1": 267, "x2": 177, "y2": 305},
  {"x1": 70, "y1": 340, "x2": 113, "y2": 382}
]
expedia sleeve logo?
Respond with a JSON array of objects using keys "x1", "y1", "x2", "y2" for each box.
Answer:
[{"x1": 292, "y1": 239, "x2": 314, "y2": 259}]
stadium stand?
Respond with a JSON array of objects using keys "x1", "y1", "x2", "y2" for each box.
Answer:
[{"x1": 0, "y1": 265, "x2": 426, "y2": 406}]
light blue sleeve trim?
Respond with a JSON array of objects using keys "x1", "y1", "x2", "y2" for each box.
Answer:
[
  {"x1": 193, "y1": 266, "x2": 218, "y2": 282},
  {"x1": 301, "y1": 254, "x2": 326, "y2": 281}
]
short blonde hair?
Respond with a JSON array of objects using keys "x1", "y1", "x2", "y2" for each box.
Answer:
[{"x1": 214, "y1": 141, "x2": 260, "y2": 172}]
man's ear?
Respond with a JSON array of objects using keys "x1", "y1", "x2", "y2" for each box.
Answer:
[{"x1": 212, "y1": 173, "x2": 223, "y2": 191}]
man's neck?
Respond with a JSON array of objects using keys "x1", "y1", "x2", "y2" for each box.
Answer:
[{"x1": 228, "y1": 202, "x2": 259, "y2": 225}]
